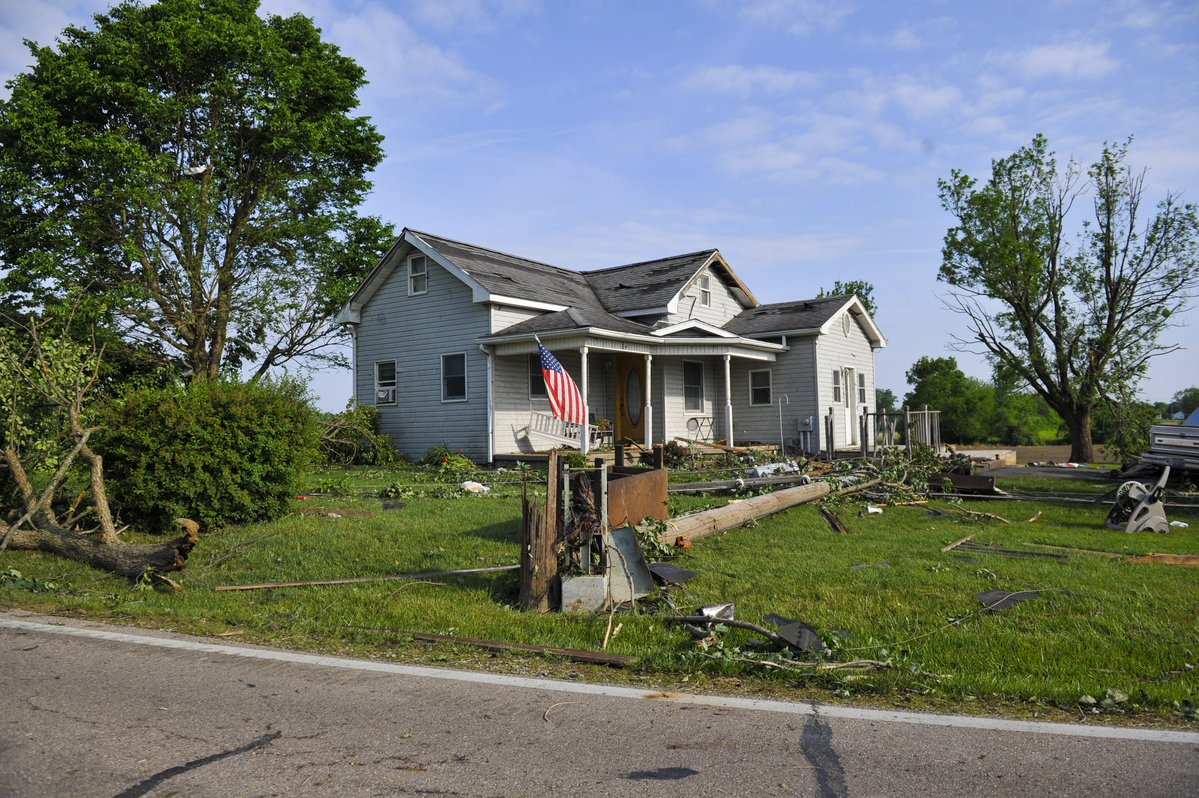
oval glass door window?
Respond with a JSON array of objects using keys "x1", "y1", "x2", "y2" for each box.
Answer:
[{"x1": 626, "y1": 370, "x2": 643, "y2": 425}]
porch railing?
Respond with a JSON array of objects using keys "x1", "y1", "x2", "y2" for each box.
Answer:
[
  {"x1": 520, "y1": 410, "x2": 610, "y2": 450},
  {"x1": 855, "y1": 407, "x2": 941, "y2": 459}
]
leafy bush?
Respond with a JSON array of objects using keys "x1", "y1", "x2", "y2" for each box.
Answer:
[
  {"x1": 419, "y1": 446, "x2": 476, "y2": 473},
  {"x1": 100, "y1": 380, "x2": 318, "y2": 532},
  {"x1": 318, "y1": 404, "x2": 400, "y2": 466}
]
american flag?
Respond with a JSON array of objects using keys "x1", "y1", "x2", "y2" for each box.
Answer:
[{"x1": 537, "y1": 342, "x2": 586, "y2": 424}]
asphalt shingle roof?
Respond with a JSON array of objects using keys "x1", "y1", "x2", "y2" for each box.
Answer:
[
  {"x1": 724, "y1": 295, "x2": 849, "y2": 336},
  {"x1": 582, "y1": 251, "x2": 717, "y2": 314}
]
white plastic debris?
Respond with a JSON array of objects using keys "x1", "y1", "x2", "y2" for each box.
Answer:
[
  {"x1": 1170, "y1": 520, "x2": 1189, "y2": 528},
  {"x1": 748, "y1": 461, "x2": 800, "y2": 478},
  {"x1": 460, "y1": 481, "x2": 490, "y2": 494},
  {"x1": 866, "y1": 505, "x2": 883, "y2": 514}
]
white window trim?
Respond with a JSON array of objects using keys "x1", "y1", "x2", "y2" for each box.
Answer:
[
  {"x1": 441, "y1": 352, "x2": 467, "y2": 403},
  {"x1": 683, "y1": 360, "x2": 705, "y2": 413},
  {"x1": 408, "y1": 254, "x2": 428, "y2": 296},
  {"x1": 858, "y1": 373, "x2": 867, "y2": 404},
  {"x1": 832, "y1": 369, "x2": 842, "y2": 404},
  {"x1": 749, "y1": 369, "x2": 772, "y2": 406},
  {"x1": 375, "y1": 360, "x2": 397, "y2": 406},
  {"x1": 698, "y1": 274, "x2": 711, "y2": 307}
]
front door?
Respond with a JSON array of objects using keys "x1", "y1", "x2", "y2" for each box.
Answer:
[
  {"x1": 614, "y1": 356, "x2": 646, "y2": 443},
  {"x1": 843, "y1": 367, "x2": 858, "y2": 445}
]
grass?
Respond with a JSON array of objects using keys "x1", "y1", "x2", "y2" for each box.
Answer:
[{"x1": 2, "y1": 467, "x2": 1197, "y2": 726}]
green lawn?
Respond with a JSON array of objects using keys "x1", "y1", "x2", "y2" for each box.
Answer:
[{"x1": 3, "y1": 469, "x2": 1196, "y2": 725}]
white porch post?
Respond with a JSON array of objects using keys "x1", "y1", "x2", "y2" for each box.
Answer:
[
  {"x1": 724, "y1": 353, "x2": 734, "y2": 448},
  {"x1": 644, "y1": 354, "x2": 653, "y2": 449},
  {"x1": 579, "y1": 346, "x2": 589, "y2": 456}
]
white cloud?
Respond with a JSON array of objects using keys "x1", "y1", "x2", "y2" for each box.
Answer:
[
  {"x1": 1013, "y1": 41, "x2": 1118, "y2": 81},
  {"x1": 738, "y1": 0, "x2": 854, "y2": 36},
  {"x1": 889, "y1": 78, "x2": 963, "y2": 118},
  {"x1": 683, "y1": 64, "x2": 819, "y2": 96},
  {"x1": 403, "y1": 0, "x2": 539, "y2": 33},
  {"x1": 325, "y1": 4, "x2": 500, "y2": 105}
]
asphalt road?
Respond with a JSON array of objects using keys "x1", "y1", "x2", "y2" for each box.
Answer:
[{"x1": 2, "y1": 612, "x2": 1196, "y2": 797}]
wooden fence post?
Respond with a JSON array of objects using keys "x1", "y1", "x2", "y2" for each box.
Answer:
[{"x1": 519, "y1": 450, "x2": 561, "y2": 612}]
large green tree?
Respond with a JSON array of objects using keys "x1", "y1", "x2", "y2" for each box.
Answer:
[
  {"x1": 938, "y1": 135, "x2": 1199, "y2": 461},
  {"x1": 0, "y1": 0, "x2": 393, "y2": 383},
  {"x1": 1171, "y1": 387, "x2": 1199, "y2": 417},
  {"x1": 818, "y1": 280, "x2": 878, "y2": 316}
]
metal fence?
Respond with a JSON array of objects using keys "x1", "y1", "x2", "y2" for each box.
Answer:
[{"x1": 822, "y1": 406, "x2": 941, "y2": 460}]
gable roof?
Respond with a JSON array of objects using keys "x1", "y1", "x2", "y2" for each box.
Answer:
[
  {"x1": 413, "y1": 230, "x2": 599, "y2": 311},
  {"x1": 725, "y1": 294, "x2": 886, "y2": 347},
  {"x1": 584, "y1": 249, "x2": 757, "y2": 315}
]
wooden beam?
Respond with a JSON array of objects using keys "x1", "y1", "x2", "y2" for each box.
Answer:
[
  {"x1": 411, "y1": 632, "x2": 636, "y2": 667},
  {"x1": 215, "y1": 565, "x2": 518, "y2": 592}
]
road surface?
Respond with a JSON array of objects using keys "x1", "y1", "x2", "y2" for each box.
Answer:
[{"x1": 2, "y1": 612, "x2": 1196, "y2": 797}]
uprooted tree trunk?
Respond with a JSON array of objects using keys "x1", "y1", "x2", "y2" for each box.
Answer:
[
  {"x1": 0, "y1": 316, "x2": 199, "y2": 580},
  {"x1": 1, "y1": 519, "x2": 199, "y2": 579}
]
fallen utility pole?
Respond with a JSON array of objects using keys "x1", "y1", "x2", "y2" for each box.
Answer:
[
  {"x1": 410, "y1": 632, "x2": 636, "y2": 667},
  {"x1": 215, "y1": 564, "x2": 518, "y2": 592},
  {"x1": 659, "y1": 478, "x2": 879, "y2": 546}
]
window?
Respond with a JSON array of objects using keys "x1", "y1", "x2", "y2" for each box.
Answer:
[
  {"x1": 441, "y1": 353, "x2": 466, "y2": 402},
  {"x1": 831, "y1": 370, "x2": 842, "y2": 403},
  {"x1": 698, "y1": 274, "x2": 711, "y2": 306},
  {"x1": 749, "y1": 369, "x2": 772, "y2": 406},
  {"x1": 528, "y1": 354, "x2": 547, "y2": 399},
  {"x1": 858, "y1": 373, "x2": 867, "y2": 404},
  {"x1": 683, "y1": 361, "x2": 704, "y2": 412},
  {"x1": 375, "y1": 361, "x2": 397, "y2": 405},
  {"x1": 408, "y1": 254, "x2": 428, "y2": 295}
]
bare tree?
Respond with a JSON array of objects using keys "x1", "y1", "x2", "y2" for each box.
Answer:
[{"x1": 938, "y1": 135, "x2": 1199, "y2": 461}]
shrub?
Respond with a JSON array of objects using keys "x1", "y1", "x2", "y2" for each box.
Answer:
[
  {"x1": 418, "y1": 446, "x2": 476, "y2": 474},
  {"x1": 318, "y1": 404, "x2": 400, "y2": 466},
  {"x1": 99, "y1": 380, "x2": 318, "y2": 532}
]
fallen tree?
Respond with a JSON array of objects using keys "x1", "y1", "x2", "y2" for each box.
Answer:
[{"x1": 0, "y1": 317, "x2": 198, "y2": 580}]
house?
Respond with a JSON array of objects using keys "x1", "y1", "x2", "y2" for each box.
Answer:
[{"x1": 338, "y1": 229, "x2": 886, "y2": 463}]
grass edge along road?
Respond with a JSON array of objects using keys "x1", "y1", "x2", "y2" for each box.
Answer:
[{"x1": 2, "y1": 467, "x2": 1197, "y2": 728}]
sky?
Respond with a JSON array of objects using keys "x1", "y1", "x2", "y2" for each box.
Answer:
[{"x1": 2, "y1": 0, "x2": 1198, "y2": 411}]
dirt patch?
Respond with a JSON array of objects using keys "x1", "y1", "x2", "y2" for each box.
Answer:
[{"x1": 1008, "y1": 445, "x2": 1116, "y2": 464}]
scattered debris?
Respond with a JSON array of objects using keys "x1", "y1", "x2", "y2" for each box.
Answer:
[
  {"x1": 748, "y1": 461, "x2": 801, "y2": 478},
  {"x1": 1127, "y1": 553, "x2": 1199, "y2": 567},
  {"x1": 1024, "y1": 511, "x2": 1043, "y2": 523},
  {"x1": 215, "y1": 564, "x2": 518, "y2": 592},
  {"x1": 865, "y1": 505, "x2": 883, "y2": 514},
  {"x1": 411, "y1": 632, "x2": 636, "y2": 667},
  {"x1": 701, "y1": 602, "x2": 736, "y2": 620},
  {"x1": 298, "y1": 507, "x2": 375, "y2": 518},
  {"x1": 560, "y1": 575, "x2": 607, "y2": 613},
  {"x1": 977, "y1": 589, "x2": 1044, "y2": 612},
  {"x1": 604, "y1": 526, "x2": 655, "y2": 603},
  {"x1": 941, "y1": 534, "x2": 975, "y2": 553},
  {"x1": 819, "y1": 506, "x2": 848, "y2": 534},
  {"x1": 1170, "y1": 520, "x2": 1189, "y2": 528},
  {"x1": 460, "y1": 480, "x2": 490, "y2": 494},
  {"x1": 929, "y1": 473, "x2": 1009, "y2": 496},
  {"x1": 1106, "y1": 466, "x2": 1171, "y2": 533},
  {"x1": 762, "y1": 613, "x2": 826, "y2": 653},
  {"x1": 954, "y1": 542, "x2": 1067, "y2": 560},
  {"x1": 647, "y1": 562, "x2": 696, "y2": 585},
  {"x1": 944, "y1": 505, "x2": 1012, "y2": 524},
  {"x1": 542, "y1": 701, "x2": 582, "y2": 722},
  {"x1": 1022, "y1": 542, "x2": 1122, "y2": 558}
]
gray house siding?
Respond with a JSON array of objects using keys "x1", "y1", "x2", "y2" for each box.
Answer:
[
  {"x1": 664, "y1": 266, "x2": 744, "y2": 327},
  {"x1": 814, "y1": 310, "x2": 877, "y2": 450},
  {"x1": 727, "y1": 339, "x2": 817, "y2": 448},
  {"x1": 492, "y1": 348, "x2": 612, "y2": 454},
  {"x1": 491, "y1": 304, "x2": 543, "y2": 334},
  {"x1": 354, "y1": 256, "x2": 491, "y2": 461}
]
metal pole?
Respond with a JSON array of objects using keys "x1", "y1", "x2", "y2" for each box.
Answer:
[{"x1": 777, "y1": 394, "x2": 789, "y2": 456}]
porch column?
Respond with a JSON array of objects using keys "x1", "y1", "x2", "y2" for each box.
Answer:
[
  {"x1": 644, "y1": 354, "x2": 653, "y2": 448},
  {"x1": 724, "y1": 354, "x2": 734, "y2": 447},
  {"x1": 579, "y1": 346, "x2": 589, "y2": 456}
]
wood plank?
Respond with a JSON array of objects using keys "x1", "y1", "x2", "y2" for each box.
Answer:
[
  {"x1": 411, "y1": 632, "x2": 636, "y2": 667},
  {"x1": 215, "y1": 565, "x2": 518, "y2": 592}
]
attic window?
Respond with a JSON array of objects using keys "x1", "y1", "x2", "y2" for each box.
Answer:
[
  {"x1": 698, "y1": 275, "x2": 711, "y2": 306},
  {"x1": 408, "y1": 255, "x2": 428, "y2": 296}
]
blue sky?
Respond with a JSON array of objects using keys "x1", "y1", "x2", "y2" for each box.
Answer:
[{"x1": 3, "y1": 0, "x2": 1198, "y2": 411}]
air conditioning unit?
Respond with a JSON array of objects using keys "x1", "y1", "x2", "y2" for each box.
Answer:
[{"x1": 376, "y1": 388, "x2": 396, "y2": 404}]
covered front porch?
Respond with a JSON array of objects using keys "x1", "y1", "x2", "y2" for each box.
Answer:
[{"x1": 481, "y1": 329, "x2": 785, "y2": 457}]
